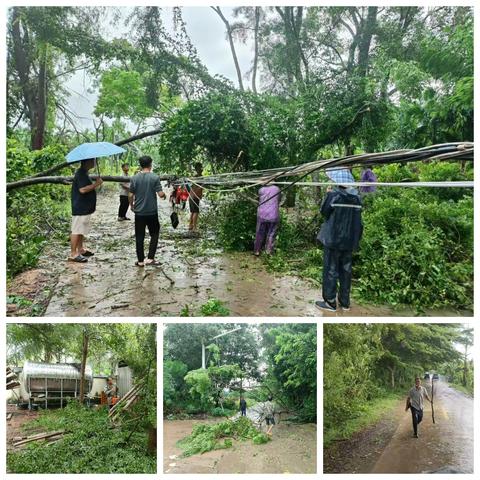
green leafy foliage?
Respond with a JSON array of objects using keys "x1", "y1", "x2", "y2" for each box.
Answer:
[
  {"x1": 177, "y1": 417, "x2": 269, "y2": 457},
  {"x1": 7, "y1": 138, "x2": 71, "y2": 277},
  {"x1": 94, "y1": 68, "x2": 156, "y2": 121},
  {"x1": 200, "y1": 299, "x2": 230, "y2": 316},
  {"x1": 205, "y1": 160, "x2": 472, "y2": 311},
  {"x1": 262, "y1": 324, "x2": 317, "y2": 422},
  {"x1": 7, "y1": 403, "x2": 156, "y2": 473}
]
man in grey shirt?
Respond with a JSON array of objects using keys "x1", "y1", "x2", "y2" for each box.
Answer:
[
  {"x1": 129, "y1": 156, "x2": 166, "y2": 266},
  {"x1": 405, "y1": 377, "x2": 432, "y2": 438}
]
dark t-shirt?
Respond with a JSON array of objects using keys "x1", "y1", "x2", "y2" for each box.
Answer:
[{"x1": 71, "y1": 168, "x2": 96, "y2": 216}]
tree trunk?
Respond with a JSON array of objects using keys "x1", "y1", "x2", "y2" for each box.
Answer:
[
  {"x1": 11, "y1": 8, "x2": 35, "y2": 134},
  {"x1": 32, "y1": 43, "x2": 48, "y2": 150},
  {"x1": 312, "y1": 171, "x2": 322, "y2": 203},
  {"x1": 251, "y1": 7, "x2": 260, "y2": 94},
  {"x1": 357, "y1": 7, "x2": 378, "y2": 77},
  {"x1": 79, "y1": 329, "x2": 89, "y2": 404},
  {"x1": 212, "y1": 7, "x2": 244, "y2": 91},
  {"x1": 147, "y1": 426, "x2": 157, "y2": 454},
  {"x1": 387, "y1": 366, "x2": 395, "y2": 389},
  {"x1": 462, "y1": 345, "x2": 468, "y2": 387},
  {"x1": 285, "y1": 185, "x2": 296, "y2": 208}
]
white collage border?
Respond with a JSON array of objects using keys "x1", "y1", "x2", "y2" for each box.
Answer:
[{"x1": 1, "y1": 0, "x2": 478, "y2": 479}]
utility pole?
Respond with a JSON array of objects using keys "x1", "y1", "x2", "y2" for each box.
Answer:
[{"x1": 201, "y1": 327, "x2": 241, "y2": 369}]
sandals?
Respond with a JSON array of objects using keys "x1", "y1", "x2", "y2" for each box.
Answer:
[
  {"x1": 68, "y1": 255, "x2": 88, "y2": 263},
  {"x1": 135, "y1": 261, "x2": 145, "y2": 267},
  {"x1": 145, "y1": 259, "x2": 160, "y2": 266},
  {"x1": 81, "y1": 250, "x2": 95, "y2": 257}
]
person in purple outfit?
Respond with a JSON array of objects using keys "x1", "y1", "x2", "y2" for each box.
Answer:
[
  {"x1": 254, "y1": 184, "x2": 281, "y2": 256},
  {"x1": 359, "y1": 167, "x2": 377, "y2": 194}
]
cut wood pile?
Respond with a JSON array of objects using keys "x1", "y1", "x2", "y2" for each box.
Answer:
[
  {"x1": 13, "y1": 430, "x2": 65, "y2": 448},
  {"x1": 7, "y1": 367, "x2": 20, "y2": 390},
  {"x1": 108, "y1": 382, "x2": 143, "y2": 423}
]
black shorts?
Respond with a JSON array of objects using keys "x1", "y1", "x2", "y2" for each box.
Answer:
[
  {"x1": 266, "y1": 416, "x2": 275, "y2": 425},
  {"x1": 189, "y1": 198, "x2": 200, "y2": 214}
]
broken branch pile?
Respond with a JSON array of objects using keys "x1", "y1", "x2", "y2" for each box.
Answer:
[
  {"x1": 7, "y1": 367, "x2": 20, "y2": 390},
  {"x1": 108, "y1": 382, "x2": 144, "y2": 423}
]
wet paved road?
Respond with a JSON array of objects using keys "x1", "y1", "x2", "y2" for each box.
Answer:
[
  {"x1": 41, "y1": 188, "x2": 396, "y2": 317},
  {"x1": 371, "y1": 381, "x2": 473, "y2": 473}
]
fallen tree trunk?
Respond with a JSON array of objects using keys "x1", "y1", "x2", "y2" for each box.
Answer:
[
  {"x1": 29, "y1": 127, "x2": 165, "y2": 179},
  {"x1": 7, "y1": 174, "x2": 175, "y2": 192}
]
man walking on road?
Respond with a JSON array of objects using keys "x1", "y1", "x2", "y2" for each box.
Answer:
[
  {"x1": 406, "y1": 377, "x2": 432, "y2": 438},
  {"x1": 264, "y1": 396, "x2": 276, "y2": 437},
  {"x1": 129, "y1": 156, "x2": 166, "y2": 266}
]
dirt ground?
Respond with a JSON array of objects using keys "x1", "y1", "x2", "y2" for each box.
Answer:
[
  {"x1": 7, "y1": 187, "x2": 471, "y2": 317},
  {"x1": 164, "y1": 417, "x2": 317, "y2": 474},
  {"x1": 324, "y1": 382, "x2": 473, "y2": 474},
  {"x1": 6, "y1": 405, "x2": 40, "y2": 451}
]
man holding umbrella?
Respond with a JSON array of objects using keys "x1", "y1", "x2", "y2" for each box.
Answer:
[
  {"x1": 67, "y1": 142, "x2": 126, "y2": 263},
  {"x1": 69, "y1": 159, "x2": 103, "y2": 262}
]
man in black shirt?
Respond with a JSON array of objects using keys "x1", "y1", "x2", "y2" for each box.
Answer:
[{"x1": 69, "y1": 159, "x2": 103, "y2": 262}]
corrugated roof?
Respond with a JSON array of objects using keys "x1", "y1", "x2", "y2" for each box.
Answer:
[{"x1": 23, "y1": 361, "x2": 93, "y2": 381}]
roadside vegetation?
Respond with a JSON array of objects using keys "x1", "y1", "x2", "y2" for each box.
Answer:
[{"x1": 323, "y1": 323, "x2": 473, "y2": 447}]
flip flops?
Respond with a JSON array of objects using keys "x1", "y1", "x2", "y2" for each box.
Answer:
[
  {"x1": 81, "y1": 250, "x2": 95, "y2": 257},
  {"x1": 68, "y1": 255, "x2": 88, "y2": 263},
  {"x1": 135, "y1": 261, "x2": 145, "y2": 267},
  {"x1": 145, "y1": 259, "x2": 160, "y2": 266}
]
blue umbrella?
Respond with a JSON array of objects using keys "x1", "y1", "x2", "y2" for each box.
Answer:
[{"x1": 66, "y1": 142, "x2": 126, "y2": 163}]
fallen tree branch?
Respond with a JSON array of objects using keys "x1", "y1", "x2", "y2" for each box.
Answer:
[
  {"x1": 7, "y1": 174, "x2": 174, "y2": 192},
  {"x1": 28, "y1": 127, "x2": 165, "y2": 179}
]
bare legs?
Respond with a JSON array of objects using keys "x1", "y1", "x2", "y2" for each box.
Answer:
[
  {"x1": 189, "y1": 212, "x2": 199, "y2": 231},
  {"x1": 70, "y1": 234, "x2": 84, "y2": 258}
]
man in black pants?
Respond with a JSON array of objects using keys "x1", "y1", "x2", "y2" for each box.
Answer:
[
  {"x1": 128, "y1": 156, "x2": 166, "y2": 266},
  {"x1": 406, "y1": 377, "x2": 432, "y2": 438},
  {"x1": 118, "y1": 163, "x2": 131, "y2": 221},
  {"x1": 316, "y1": 183, "x2": 363, "y2": 312}
]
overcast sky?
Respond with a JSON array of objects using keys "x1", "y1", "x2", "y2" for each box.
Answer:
[{"x1": 67, "y1": 7, "x2": 254, "y2": 129}]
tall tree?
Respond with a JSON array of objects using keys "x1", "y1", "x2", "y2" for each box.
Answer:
[{"x1": 211, "y1": 6, "x2": 245, "y2": 91}]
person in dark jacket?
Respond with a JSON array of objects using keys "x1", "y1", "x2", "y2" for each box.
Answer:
[
  {"x1": 316, "y1": 176, "x2": 363, "y2": 312},
  {"x1": 239, "y1": 396, "x2": 247, "y2": 416}
]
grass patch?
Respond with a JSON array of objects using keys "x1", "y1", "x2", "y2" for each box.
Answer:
[
  {"x1": 7, "y1": 402, "x2": 156, "y2": 474},
  {"x1": 323, "y1": 393, "x2": 401, "y2": 448},
  {"x1": 448, "y1": 382, "x2": 473, "y2": 397}
]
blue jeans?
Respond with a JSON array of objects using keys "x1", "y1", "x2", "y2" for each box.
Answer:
[
  {"x1": 241, "y1": 408, "x2": 246, "y2": 416},
  {"x1": 410, "y1": 406, "x2": 423, "y2": 435}
]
